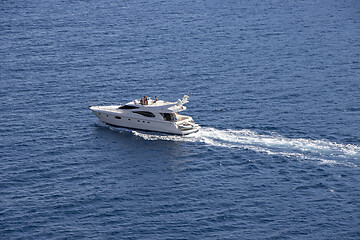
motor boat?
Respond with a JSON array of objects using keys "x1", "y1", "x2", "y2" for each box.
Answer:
[{"x1": 89, "y1": 95, "x2": 200, "y2": 135}]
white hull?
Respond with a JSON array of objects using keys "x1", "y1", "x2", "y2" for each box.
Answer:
[{"x1": 90, "y1": 107, "x2": 200, "y2": 135}]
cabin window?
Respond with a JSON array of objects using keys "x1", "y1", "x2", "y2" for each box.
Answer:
[
  {"x1": 133, "y1": 111, "x2": 155, "y2": 118},
  {"x1": 115, "y1": 116, "x2": 121, "y2": 119},
  {"x1": 119, "y1": 105, "x2": 139, "y2": 109},
  {"x1": 160, "y1": 113, "x2": 175, "y2": 121}
]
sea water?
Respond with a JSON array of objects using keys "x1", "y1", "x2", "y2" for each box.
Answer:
[{"x1": 1, "y1": 0, "x2": 359, "y2": 239}]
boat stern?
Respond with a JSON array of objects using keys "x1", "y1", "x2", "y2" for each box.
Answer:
[{"x1": 175, "y1": 115, "x2": 201, "y2": 135}]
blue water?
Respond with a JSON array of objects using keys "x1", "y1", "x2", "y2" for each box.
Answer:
[{"x1": 1, "y1": 0, "x2": 360, "y2": 239}]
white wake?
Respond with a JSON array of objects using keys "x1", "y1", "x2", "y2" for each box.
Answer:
[
  {"x1": 129, "y1": 127, "x2": 359, "y2": 167},
  {"x1": 100, "y1": 122, "x2": 360, "y2": 167}
]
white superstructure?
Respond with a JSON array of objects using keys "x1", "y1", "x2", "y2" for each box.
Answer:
[{"x1": 89, "y1": 95, "x2": 200, "y2": 135}]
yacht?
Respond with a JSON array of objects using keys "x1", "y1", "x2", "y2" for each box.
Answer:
[{"x1": 89, "y1": 95, "x2": 200, "y2": 135}]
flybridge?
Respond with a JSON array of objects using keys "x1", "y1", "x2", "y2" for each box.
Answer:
[{"x1": 124, "y1": 95, "x2": 190, "y2": 113}]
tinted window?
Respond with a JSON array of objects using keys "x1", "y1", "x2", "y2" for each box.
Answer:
[
  {"x1": 133, "y1": 111, "x2": 156, "y2": 117},
  {"x1": 119, "y1": 105, "x2": 139, "y2": 109},
  {"x1": 161, "y1": 113, "x2": 172, "y2": 121}
]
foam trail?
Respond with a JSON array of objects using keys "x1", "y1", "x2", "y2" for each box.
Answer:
[
  {"x1": 133, "y1": 127, "x2": 360, "y2": 167},
  {"x1": 113, "y1": 125, "x2": 360, "y2": 167}
]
